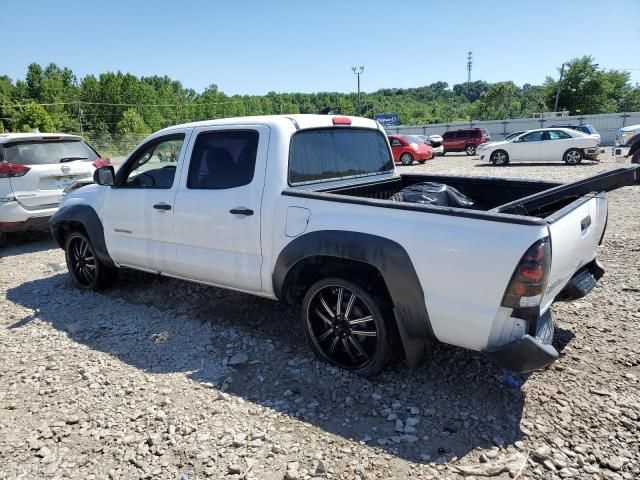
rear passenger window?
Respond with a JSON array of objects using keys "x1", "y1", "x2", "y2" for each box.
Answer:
[
  {"x1": 548, "y1": 130, "x2": 571, "y2": 140},
  {"x1": 187, "y1": 130, "x2": 258, "y2": 189},
  {"x1": 443, "y1": 132, "x2": 453, "y2": 139}
]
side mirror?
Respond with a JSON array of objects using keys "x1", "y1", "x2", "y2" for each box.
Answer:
[
  {"x1": 513, "y1": 138, "x2": 521, "y2": 143},
  {"x1": 93, "y1": 165, "x2": 115, "y2": 186}
]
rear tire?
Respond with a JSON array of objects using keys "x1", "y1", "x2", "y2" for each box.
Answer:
[
  {"x1": 563, "y1": 148, "x2": 583, "y2": 165},
  {"x1": 0, "y1": 231, "x2": 6, "y2": 249},
  {"x1": 400, "y1": 153, "x2": 414, "y2": 166},
  {"x1": 301, "y1": 277, "x2": 395, "y2": 377},
  {"x1": 465, "y1": 144, "x2": 477, "y2": 156},
  {"x1": 490, "y1": 150, "x2": 509, "y2": 166},
  {"x1": 632, "y1": 149, "x2": 640, "y2": 164},
  {"x1": 64, "y1": 231, "x2": 118, "y2": 291}
]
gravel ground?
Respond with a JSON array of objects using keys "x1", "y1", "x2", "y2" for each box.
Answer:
[{"x1": 1, "y1": 153, "x2": 638, "y2": 479}]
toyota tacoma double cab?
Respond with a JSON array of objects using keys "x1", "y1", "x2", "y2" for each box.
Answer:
[{"x1": 51, "y1": 115, "x2": 640, "y2": 376}]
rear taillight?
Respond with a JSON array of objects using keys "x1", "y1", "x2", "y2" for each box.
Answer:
[
  {"x1": 502, "y1": 237, "x2": 551, "y2": 309},
  {"x1": 92, "y1": 158, "x2": 111, "y2": 168},
  {"x1": 0, "y1": 162, "x2": 30, "y2": 178}
]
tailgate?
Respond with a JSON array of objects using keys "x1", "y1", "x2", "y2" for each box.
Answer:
[
  {"x1": 10, "y1": 162, "x2": 94, "y2": 208},
  {"x1": 541, "y1": 192, "x2": 607, "y2": 310}
]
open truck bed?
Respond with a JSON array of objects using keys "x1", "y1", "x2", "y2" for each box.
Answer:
[{"x1": 318, "y1": 165, "x2": 640, "y2": 220}]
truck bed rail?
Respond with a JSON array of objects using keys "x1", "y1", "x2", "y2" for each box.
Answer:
[{"x1": 493, "y1": 165, "x2": 640, "y2": 216}]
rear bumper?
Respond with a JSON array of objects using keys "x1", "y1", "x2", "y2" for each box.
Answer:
[
  {"x1": 555, "y1": 259, "x2": 604, "y2": 302},
  {"x1": 485, "y1": 260, "x2": 605, "y2": 373},
  {"x1": 0, "y1": 215, "x2": 52, "y2": 232},
  {"x1": 0, "y1": 201, "x2": 59, "y2": 232},
  {"x1": 486, "y1": 309, "x2": 558, "y2": 373},
  {"x1": 584, "y1": 147, "x2": 605, "y2": 160},
  {"x1": 486, "y1": 333, "x2": 559, "y2": 373}
]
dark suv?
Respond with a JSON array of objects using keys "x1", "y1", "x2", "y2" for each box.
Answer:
[{"x1": 442, "y1": 128, "x2": 491, "y2": 155}]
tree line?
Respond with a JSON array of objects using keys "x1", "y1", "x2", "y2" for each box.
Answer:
[{"x1": 0, "y1": 55, "x2": 637, "y2": 154}]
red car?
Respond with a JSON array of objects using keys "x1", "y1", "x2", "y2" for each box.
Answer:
[
  {"x1": 388, "y1": 134, "x2": 433, "y2": 165},
  {"x1": 441, "y1": 128, "x2": 491, "y2": 155}
]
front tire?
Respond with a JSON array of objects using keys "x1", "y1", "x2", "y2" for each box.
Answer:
[
  {"x1": 418, "y1": 160, "x2": 426, "y2": 164},
  {"x1": 0, "y1": 231, "x2": 6, "y2": 249},
  {"x1": 465, "y1": 144, "x2": 477, "y2": 156},
  {"x1": 65, "y1": 231, "x2": 118, "y2": 290},
  {"x1": 400, "y1": 153, "x2": 414, "y2": 166},
  {"x1": 302, "y1": 277, "x2": 394, "y2": 376},
  {"x1": 563, "y1": 148, "x2": 583, "y2": 165},
  {"x1": 490, "y1": 150, "x2": 509, "y2": 166},
  {"x1": 632, "y1": 149, "x2": 640, "y2": 164}
]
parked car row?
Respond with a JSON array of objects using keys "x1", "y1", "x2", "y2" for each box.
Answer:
[{"x1": 390, "y1": 124, "x2": 604, "y2": 166}]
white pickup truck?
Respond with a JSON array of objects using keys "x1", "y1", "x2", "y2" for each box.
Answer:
[{"x1": 51, "y1": 115, "x2": 640, "y2": 376}]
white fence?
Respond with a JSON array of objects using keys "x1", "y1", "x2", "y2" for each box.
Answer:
[{"x1": 385, "y1": 112, "x2": 640, "y2": 145}]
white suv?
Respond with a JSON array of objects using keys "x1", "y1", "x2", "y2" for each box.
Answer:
[{"x1": 0, "y1": 133, "x2": 107, "y2": 247}]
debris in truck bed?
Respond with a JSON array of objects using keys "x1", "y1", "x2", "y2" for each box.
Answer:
[{"x1": 389, "y1": 181, "x2": 476, "y2": 208}]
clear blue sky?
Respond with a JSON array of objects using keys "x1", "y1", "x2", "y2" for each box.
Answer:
[{"x1": 3, "y1": 0, "x2": 639, "y2": 95}]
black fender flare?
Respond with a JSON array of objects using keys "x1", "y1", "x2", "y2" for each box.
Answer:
[
  {"x1": 273, "y1": 230, "x2": 436, "y2": 368},
  {"x1": 50, "y1": 204, "x2": 115, "y2": 268}
]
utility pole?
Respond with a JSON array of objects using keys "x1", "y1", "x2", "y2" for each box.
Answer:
[
  {"x1": 77, "y1": 100, "x2": 83, "y2": 135},
  {"x1": 351, "y1": 66, "x2": 364, "y2": 115},
  {"x1": 466, "y1": 52, "x2": 473, "y2": 98},
  {"x1": 553, "y1": 63, "x2": 566, "y2": 113}
]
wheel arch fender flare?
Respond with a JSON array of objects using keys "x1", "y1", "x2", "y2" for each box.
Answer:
[
  {"x1": 273, "y1": 230, "x2": 436, "y2": 368},
  {"x1": 50, "y1": 204, "x2": 115, "y2": 268}
]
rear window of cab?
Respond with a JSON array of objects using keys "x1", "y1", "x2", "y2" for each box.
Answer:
[{"x1": 288, "y1": 128, "x2": 393, "y2": 185}]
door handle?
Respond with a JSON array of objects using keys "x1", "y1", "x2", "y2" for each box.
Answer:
[
  {"x1": 229, "y1": 208, "x2": 254, "y2": 216},
  {"x1": 581, "y1": 215, "x2": 591, "y2": 231},
  {"x1": 153, "y1": 203, "x2": 172, "y2": 211}
]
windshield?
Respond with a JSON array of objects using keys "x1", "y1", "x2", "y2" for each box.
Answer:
[
  {"x1": 404, "y1": 135, "x2": 426, "y2": 144},
  {"x1": 289, "y1": 128, "x2": 393, "y2": 185},
  {"x1": 3, "y1": 140, "x2": 99, "y2": 165}
]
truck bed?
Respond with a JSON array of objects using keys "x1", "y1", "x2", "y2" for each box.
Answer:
[
  {"x1": 315, "y1": 166, "x2": 640, "y2": 221},
  {"x1": 323, "y1": 174, "x2": 559, "y2": 212}
]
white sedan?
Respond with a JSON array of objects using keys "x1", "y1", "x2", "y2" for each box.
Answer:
[{"x1": 478, "y1": 128, "x2": 603, "y2": 165}]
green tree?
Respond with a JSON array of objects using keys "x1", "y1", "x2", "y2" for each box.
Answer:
[
  {"x1": 453, "y1": 80, "x2": 489, "y2": 102},
  {"x1": 472, "y1": 82, "x2": 521, "y2": 120},
  {"x1": 25, "y1": 63, "x2": 44, "y2": 100},
  {"x1": 544, "y1": 56, "x2": 631, "y2": 114},
  {"x1": 116, "y1": 108, "x2": 150, "y2": 137},
  {"x1": 15, "y1": 102, "x2": 58, "y2": 132}
]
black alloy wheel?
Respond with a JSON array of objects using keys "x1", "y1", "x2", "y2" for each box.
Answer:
[
  {"x1": 302, "y1": 278, "x2": 393, "y2": 375},
  {"x1": 64, "y1": 231, "x2": 117, "y2": 290}
]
